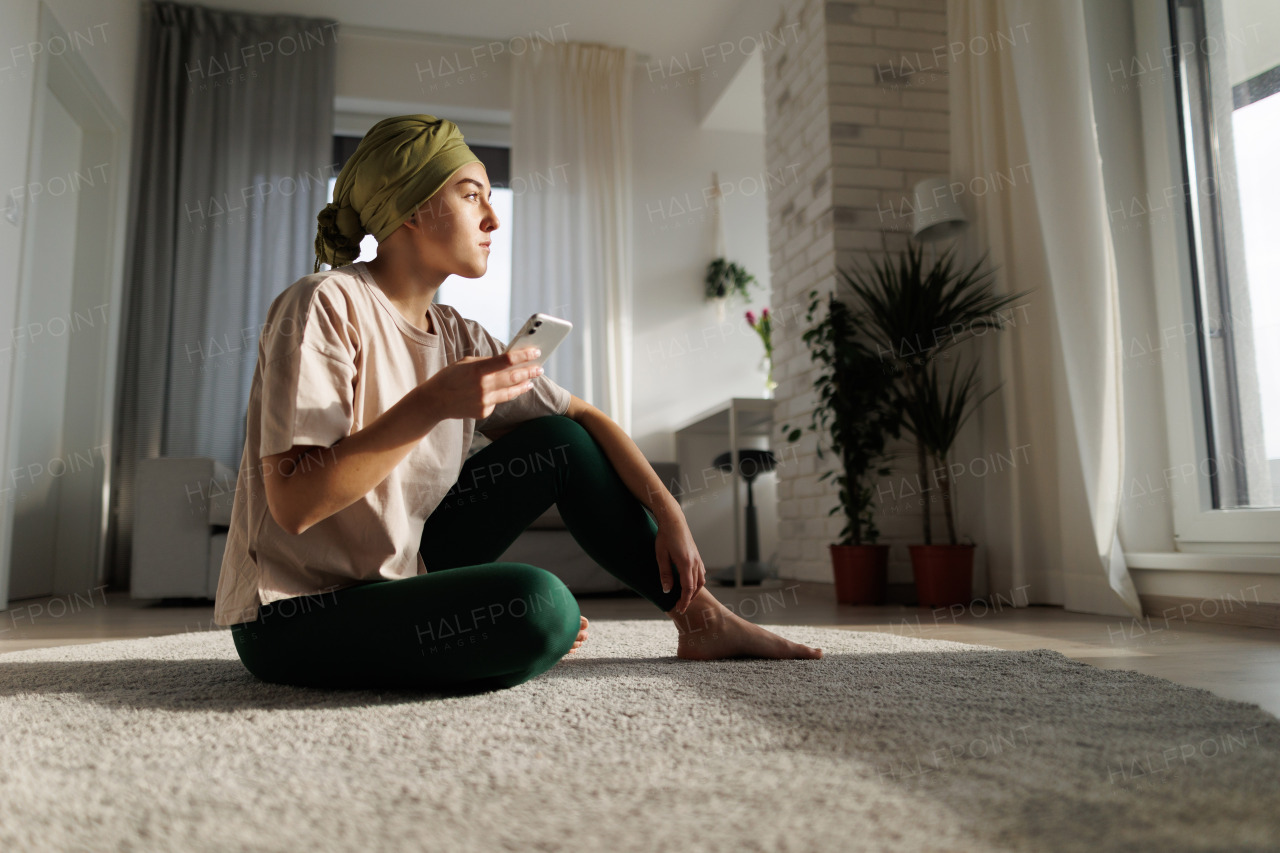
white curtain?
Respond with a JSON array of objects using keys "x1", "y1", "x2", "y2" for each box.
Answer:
[
  {"x1": 510, "y1": 43, "x2": 634, "y2": 432},
  {"x1": 949, "y1": 0, "x2": 1141, "y2": 616}
]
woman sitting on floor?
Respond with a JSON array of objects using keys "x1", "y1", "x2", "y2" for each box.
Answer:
[{"x1": 213, "y1": 114, "x2": 821, "y2": 691}]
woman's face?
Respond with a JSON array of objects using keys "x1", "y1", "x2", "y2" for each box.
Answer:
[{"x1": 410, "y1": 160, "x2": 499, "y2": 280}]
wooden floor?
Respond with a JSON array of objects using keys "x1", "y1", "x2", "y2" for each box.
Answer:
[{"x1": 3, "y1": 580, "x2": 1278, "y2": 718}]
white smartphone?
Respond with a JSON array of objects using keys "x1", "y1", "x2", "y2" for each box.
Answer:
[{"x1": 505, "y1": 313, "x2": 573, "y2": 369}]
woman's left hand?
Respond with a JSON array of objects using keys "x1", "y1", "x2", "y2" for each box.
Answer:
[{"x1": 655, "y1": 511, "x2": 707, "y2": 614}]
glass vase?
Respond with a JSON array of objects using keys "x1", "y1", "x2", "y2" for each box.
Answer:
[{"x1": 760, "y1": 354, "x2": 777, "y2": 398}]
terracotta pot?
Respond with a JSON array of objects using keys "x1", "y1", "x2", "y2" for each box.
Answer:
[
  {"x1": 909, "y1": 544, "x2": 976, "y2": 608},
  {"x1": 829, "y1": 544, "x2": 890, "y2": 605}
]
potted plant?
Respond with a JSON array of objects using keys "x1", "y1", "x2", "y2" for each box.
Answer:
[
  {"x1": 837, "y1": 240, "x2": 1026, "y2": 607},
  {"x1": 898, "y1": 359, "x2": 995, "y2": 606},
  {"x1": 704, "y1": 257, "x2": 757, "y2": 303},
  {"x1": 782, "y1": 290, "x2": 901, "y2": 604}
]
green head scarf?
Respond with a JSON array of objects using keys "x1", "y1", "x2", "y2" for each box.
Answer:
[{"x1": 314, "y1": 114, "x2": 481, "y2": 273}]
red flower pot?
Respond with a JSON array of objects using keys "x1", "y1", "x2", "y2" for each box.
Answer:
[
  {"x1": 829, "y1": 544, "x2": 890, "y2": 605},
  {"x1": 909, "y1": 544, "x2": 975, "y2": 608}
]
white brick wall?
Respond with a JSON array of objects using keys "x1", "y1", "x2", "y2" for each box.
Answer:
[{"x1": 765, "y1": 0, "x2": 948, "y2": 584}]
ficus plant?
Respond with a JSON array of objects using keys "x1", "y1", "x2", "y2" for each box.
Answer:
[{"x1": 782, "y1": 290, "x2": 901, "y2": 546}]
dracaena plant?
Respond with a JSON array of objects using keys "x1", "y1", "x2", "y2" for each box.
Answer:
[
  {"x1": 899, "y1": 358, "x2": 997, "y2": 545},
  {"x1": 837, "y1": 240, "x2": 1028, "y2": 545}
]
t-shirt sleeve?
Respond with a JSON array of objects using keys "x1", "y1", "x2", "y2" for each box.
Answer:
[
  {"x1": 458, "y1": 315, "x2": 572, "y2": 435},
  {"x1": 258, "y1": 286, "x2": 359, "y2": 458}
]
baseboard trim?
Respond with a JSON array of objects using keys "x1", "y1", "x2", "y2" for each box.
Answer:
[{"x1": 1139, "y1": 593, "x2": 1280, "y2": 630}]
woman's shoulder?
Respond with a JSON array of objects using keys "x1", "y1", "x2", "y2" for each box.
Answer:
[
  {"x1": 269, "y1": 266, "x2": 365, "y2": 319},
  {"x1": 260, "y1": 267, "x2": 364, "y2": 363},
  {"x1": 431, "y1": 304, "x2": 503, "y2": 355}
]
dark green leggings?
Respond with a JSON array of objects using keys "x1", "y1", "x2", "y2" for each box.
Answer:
[{"x1": 230, "y1": 415, "x2": 684, "y2": 692}]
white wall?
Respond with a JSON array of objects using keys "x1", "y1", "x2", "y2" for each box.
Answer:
[
  {"x1": 628, "y1": 94, "x2": 776, "y2": 461},
  {"x1": 0, "y1": 1, "x2": 139, "y2": 325},
  {"x1": 7, "y1": 89, "x2": 79, "y2": 599},
  {"x1": 332, "y1": 28, "x2": 512, "y2": 142}
]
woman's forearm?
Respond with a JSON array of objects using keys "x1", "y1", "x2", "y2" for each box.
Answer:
[
  {"x1": 274, "y1": 351, "x2": 542, "y2": 535},
  {"x1": 572, "y1": 407, "x2": 681, "y2": 522},
  {"x1": 275, "y1": 382, "x2": 444, "y2": 534}
]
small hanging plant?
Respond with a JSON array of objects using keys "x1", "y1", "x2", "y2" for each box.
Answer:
[{"x1": 705, "y1": 257, "x2": 757, "y2": 302}]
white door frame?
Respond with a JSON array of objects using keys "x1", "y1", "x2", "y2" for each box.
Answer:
[{"x1": 0, "y1": 2, "x2": 129, "y2": 610}]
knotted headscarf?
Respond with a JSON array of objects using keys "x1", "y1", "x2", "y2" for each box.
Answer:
[{"x1": 314, "y1": 114, "x2": 481, "y2": 273}]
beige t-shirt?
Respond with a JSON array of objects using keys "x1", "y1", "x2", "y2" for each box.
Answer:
[{"x1": 212, "y1": 261, "x2": 571, "y2": 626}]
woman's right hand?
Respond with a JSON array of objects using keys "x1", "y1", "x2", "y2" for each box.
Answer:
[{"x1": 419, "y1": 346, "x2": 543, "y2": 421}]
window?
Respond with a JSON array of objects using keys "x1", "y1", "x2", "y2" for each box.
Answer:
[
  {"x1": 1169, "y1": 0, "x2": 1280, "y2": 511},
  {"x1": 326, "y1": 137, "x2": 515, "y2": 341},
  {"x1": 1126, "y1": 0, "x2": 1280, "y2": 551}
]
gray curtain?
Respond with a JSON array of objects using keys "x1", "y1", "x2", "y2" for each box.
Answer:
[{"x1": 108, "y1": 1, "x2": 337, "y2": 588}]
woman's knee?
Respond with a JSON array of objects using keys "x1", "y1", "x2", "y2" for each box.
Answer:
[
  {"x1": 510, "y1": 415, "x2": 597, "y2": 459},
  {"x1": 487, "y1": 562, "x2": 581, "y2": 660},
  {"x1": 231, "y1": 622, "x2": 292, "y2": 685}
]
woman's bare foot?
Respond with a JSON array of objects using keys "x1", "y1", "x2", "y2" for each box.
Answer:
[
  {"x1": 667, "y1": 587, "x2": 822, "y2": 660},
  {"x1": 567, "y1": 615, "x2": 588, "y2": 654}
]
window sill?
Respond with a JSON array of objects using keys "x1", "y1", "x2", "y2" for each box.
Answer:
[{"x1": 1126, "y1": 552, "x2": 1280, "y2": 575}]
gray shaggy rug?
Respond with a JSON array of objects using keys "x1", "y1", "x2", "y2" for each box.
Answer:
[{"x1": 0, "y1": 620, "x2": 1277, "y2": 852}]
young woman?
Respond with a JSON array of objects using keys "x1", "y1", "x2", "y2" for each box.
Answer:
[{"x1": 214, "y1": 115, "x2": 821, "y2": 692}]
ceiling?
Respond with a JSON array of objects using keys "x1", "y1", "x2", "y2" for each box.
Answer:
[{"x1": 190, "y1": 0, "x2": 756, "y2": 63}]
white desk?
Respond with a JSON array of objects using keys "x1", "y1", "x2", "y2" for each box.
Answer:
[{"x1": 673, "y1": 398, "x2": 777, "y2": 589}]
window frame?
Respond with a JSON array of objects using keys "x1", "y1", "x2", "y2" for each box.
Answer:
[{"x1": 1134, "y1": 0, "x2": 1280, "y2": 552}]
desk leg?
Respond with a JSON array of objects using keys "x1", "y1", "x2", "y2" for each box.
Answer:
[{"x1": 730, "y1": 406, "x2": 742, "y2": 589}]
